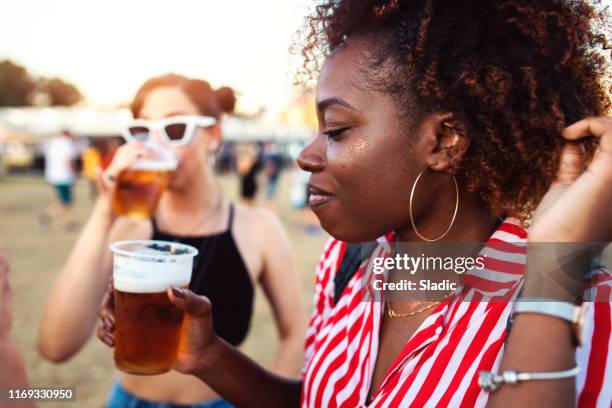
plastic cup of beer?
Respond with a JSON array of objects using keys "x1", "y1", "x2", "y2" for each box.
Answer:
[
  {"x1": 111, "y1": 146, "x2": 177, "y2": 219},
  {"x1": 110, "y1": 240, "x2": 198, "y2": 375}
]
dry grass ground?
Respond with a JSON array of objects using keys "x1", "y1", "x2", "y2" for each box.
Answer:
[{"x1": 0, "y1": 173, "x2": 328, "y2": 408}]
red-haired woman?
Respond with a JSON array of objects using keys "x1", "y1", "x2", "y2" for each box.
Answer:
[{"x1": 39, "y1": 74, "x2": 307, "y2": 408}]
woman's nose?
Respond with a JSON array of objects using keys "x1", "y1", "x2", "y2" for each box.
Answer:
[
  {"x1": 297, "y1": 135, "x2": 326, "y2": 173},
  {"x1": 149, "y1": 129, "x2": 165, "y2": 146}
]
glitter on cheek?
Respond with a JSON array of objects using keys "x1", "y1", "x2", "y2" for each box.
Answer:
[
  {"x1": 338, "y1": 137, "x2": 370, "y2": 164},
  {"x1": 351, "y1": 138, "x2": 369, "y2": 155}
]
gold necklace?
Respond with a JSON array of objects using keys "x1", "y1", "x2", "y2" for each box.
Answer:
[{"x1": 386, "y1": 301, "x2": 441, "y2": 318}]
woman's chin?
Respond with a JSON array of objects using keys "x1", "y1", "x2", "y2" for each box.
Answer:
[{"x1": 320, "y1": 219, "x2": 382, "y2": 244}]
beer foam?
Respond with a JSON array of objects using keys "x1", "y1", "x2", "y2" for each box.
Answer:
[
  {"x1": 111, "y1": 241, "x2": 197, "y2": 293},
  {"x1": 113, "y1": 255, "x2": 192, "y2": 293},
  {"x1": 130, "y1": 158, "x2": 177, "y2": 171},
  {"x1": 114, "y1": 276, "x2": 189, "y2": 293}
]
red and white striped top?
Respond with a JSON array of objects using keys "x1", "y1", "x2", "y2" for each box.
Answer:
[{"x1": 301, "y1": 219, "x2": 612, "y2": 407}]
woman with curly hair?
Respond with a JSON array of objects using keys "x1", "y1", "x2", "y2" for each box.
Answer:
[{"x1": 99, "y1": 1, "x2": 612, "y2": 406}]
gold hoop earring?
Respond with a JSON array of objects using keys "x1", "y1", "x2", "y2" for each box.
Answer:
[{"x1": 408, "y1": 166, "x2": 459, "y2": 242}]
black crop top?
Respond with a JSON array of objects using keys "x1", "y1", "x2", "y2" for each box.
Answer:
[{"x1": 151, "y1": 204, "x2": 254, "y2": 346}]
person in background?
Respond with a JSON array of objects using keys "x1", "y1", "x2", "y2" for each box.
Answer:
[
  {"x1": 38, "y1": 74, "x2": 307, "y2": 408},
  {"x1": 81, "y1": 140, "x2": 102, "y2": 199},
  {"x1": 100, "y1": 138, "x2": 122, "y2": 171},
  {"x1": 263, "y1": 142, "x2": 284, "y2": 209},
  {"x1": 216, "y1": 142, "x2": 235, "y2": 174},
  {"x1": 236, "y1": 143, "x2": 262, "y2": 206},
  {"x1": 38, "y1": 130, "x2": 79, "y2": 231},
  {"x1": 0, "y1": 244, "x2": 34, "y2": 408}
]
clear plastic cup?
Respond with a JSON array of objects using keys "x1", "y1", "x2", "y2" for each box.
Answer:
[
  {"x1": 111, "y1": 146, "x2": 178, "y2": 219},
  {"x1": 110, "y1": 240, "x2": 198, "y2": 375}
]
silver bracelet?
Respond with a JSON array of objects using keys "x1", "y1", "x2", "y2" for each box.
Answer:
[
  {"x1": 478, "y1": 366, "x2": 580, "y2": 392},
  {"x1": 512, "y1": 298, "x2": 586, "y2": 346}
]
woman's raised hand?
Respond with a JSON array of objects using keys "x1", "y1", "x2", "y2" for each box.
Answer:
[{"x1": 530, "y1": 117, "x2": 612, "y2": 243}]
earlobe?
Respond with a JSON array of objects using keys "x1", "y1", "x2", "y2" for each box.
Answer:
[{"x1": 429, "y1": 161, "x2": 444, "y2": 171}]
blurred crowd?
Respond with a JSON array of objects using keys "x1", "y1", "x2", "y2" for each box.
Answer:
[{"x1": 0, "y1": 130, "x2": 320, "y2": 234}]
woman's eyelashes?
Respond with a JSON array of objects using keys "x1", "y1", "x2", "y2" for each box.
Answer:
[{"x1": 322, "y1": 126, "x2": 351, "y2": 140}]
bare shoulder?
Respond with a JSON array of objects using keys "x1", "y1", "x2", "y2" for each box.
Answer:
[
  {"x1": 108, "y1": 216, "x2": 153, "y2": 241},
  {"x1": 229, "y1": 204, "x2": 288, "y2": 280},
  {"x1": 232, "y1": 203, "x2": 284, "y2": 234}
]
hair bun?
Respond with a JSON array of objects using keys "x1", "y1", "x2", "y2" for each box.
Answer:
[{"x1": 215, "y1": 87, "x2": 236, "y2": 114}]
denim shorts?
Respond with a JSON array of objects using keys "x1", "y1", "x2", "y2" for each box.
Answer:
[{"x1": 106, "y1": 382, "x2": 234, "y2": 408}]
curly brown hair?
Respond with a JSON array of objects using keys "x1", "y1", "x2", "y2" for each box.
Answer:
[{"x1": 298, "y1": 0, "x2": 611, "y2": 221}]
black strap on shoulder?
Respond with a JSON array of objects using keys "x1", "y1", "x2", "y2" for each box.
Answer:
[
  {"x1": 150, "y1": 217, "x2": 159, "y2": 236},
  {"x1": 333, "y1": 242, "x2": 378, "y2": 305}
]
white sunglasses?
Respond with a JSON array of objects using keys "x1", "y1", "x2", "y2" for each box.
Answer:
[{"x1": 122, "y1": 115, "x2": 217, "y2": 147}]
